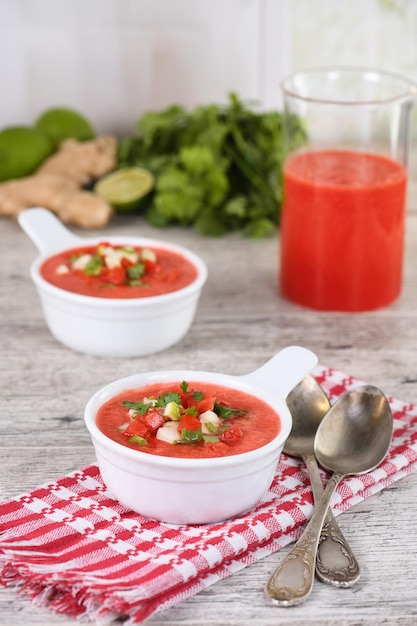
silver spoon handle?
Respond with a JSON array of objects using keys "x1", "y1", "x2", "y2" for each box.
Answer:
[
  {"x1": 265, "y1": 472, "x2": 344, "y2": 606},
  {"x1": 304, "y1": 453, "x2": 361, "y2": 587}
]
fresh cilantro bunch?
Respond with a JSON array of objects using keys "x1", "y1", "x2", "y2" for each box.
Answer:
[{"x1": 118, "y1": 93, "x2": 306, "y2": 237}]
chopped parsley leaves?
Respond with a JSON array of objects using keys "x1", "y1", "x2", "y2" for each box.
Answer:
[{"x1": 122, "y1": 399, "x2": 155, "y2": 416}]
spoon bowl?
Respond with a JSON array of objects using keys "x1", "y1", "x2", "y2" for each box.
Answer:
[
  {"x1": 315, "y1": 385, "x2": 393, "y2": 475},
  {"x1": 285, "y1": 375, "x2": 331, "y2": 456},
  {"x1": 266, "y1": 384, "x2": 393, "y2": 606},
  {"x1": 285, "y1": 376, "x2": 361, "y2": 587}
]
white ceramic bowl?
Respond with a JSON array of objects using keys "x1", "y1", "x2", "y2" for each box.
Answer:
[
  {"x1": 84, "y1": 346, "x2": 317, "y2": 524},
  {"x1": 18, "y1": 207, "x2": 208, "y2": 357}
]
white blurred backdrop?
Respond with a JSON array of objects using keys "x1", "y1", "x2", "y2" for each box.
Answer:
[
  {"x1": 1, "y1": 0, "x2": 417, "y2": 171},
  {"x1": 0, "y1": 0, "x2": 290, "y2": 135}
]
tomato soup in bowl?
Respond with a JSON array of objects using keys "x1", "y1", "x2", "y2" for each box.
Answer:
[
  {"x1": 40, "y1": 242, "x2": 198, "y2": 299},
  {"x1": 96, "y1": 380, "x2": 281, "y2": 459},
  {"x1": 84, "y1": 346, "x2": 318, "y2": 524},
  {"x1": 18, "y1": 208, "x2": 207, "y2": 357}
]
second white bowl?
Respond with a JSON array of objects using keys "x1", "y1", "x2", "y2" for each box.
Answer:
[{"x1": 18, "y1": 207, "x2": 208, "y2": 357}]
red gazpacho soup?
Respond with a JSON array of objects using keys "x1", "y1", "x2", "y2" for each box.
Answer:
[
  {"x1": 280, "y1": 149, "x2": 407, "y2": 311},
  {"x1": 96, "y1": 380, "x2": 281, "y2": 459},
  {"x1": 40, "y1": 243, "x2": 198, "y2": 298}
]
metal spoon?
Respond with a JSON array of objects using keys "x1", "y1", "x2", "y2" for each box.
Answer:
[
  {"x1": 285, "y1": 376, "x2": 360, "y2": 587},
  {"x1": 265, "y1": 385, "x2": 393, "y2": 607}
]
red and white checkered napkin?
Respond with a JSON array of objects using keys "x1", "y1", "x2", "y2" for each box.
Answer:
[{"x1": 1, "y1": 366, "x2": 417, "y2": 624}]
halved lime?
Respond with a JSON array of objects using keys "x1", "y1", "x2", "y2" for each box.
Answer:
[{"x1": 94, "y1": 167, "x2": 155, "y2": 213}]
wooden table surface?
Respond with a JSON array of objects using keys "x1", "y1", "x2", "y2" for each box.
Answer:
[{"x1": 1, "y1": 187, "x2": 417, "y2": 625}]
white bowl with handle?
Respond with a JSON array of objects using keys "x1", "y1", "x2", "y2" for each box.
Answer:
[
  {"x1": 84, "y1": 346, "x2": 317, "y2": 524},
  {"x1": 18, "y1": 207, "x2": 208, "y2": 357}
]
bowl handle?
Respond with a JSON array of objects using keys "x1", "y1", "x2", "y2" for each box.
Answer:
[
  {"x1": 18, "y1": 207, "x2": 82, "y2": 256},
  {"x1": 239, "y1": 346, "x2": 318, "y2": 399}
]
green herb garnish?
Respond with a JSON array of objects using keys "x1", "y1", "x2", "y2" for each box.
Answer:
[
  {"x1": 128, "y1": 435, "x2": 148, "y2": 445},
  {"x1": 181, "y1": 428, "x2": 203, "y2": 443},
  {"x1": 179, "y1": 382, "x2": 203, "y2": 402},
  {"x1": 202, "y1": 434, "x2": 219, "y2": 443},
  {"x1": 127, "y1": 262, "x2": 145, "y2": 280},
  {"x1": 84, "y1": 255, "x2": 104, "y2": 276},
  {"x1": 205, "y1": 421, "x2": 219, "y2": 434},
  {"x1": 122, "y1": 399, "x2": 154, "y2": 416},
  {"x1": 154, "y1": 392, "x2": 182, "y2": 407},
  {"x1": 122, "y1": 392, "x2": 181, "y2": 415},
  {"x1": 214, "y1": 402, "x2": 248, "y2": 420},
  {"x1": 184, "y1": 406, "x2": 199, "y2": 417}
]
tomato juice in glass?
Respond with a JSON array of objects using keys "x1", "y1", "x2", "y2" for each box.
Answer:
[
  {"x1": 280, "y1": 149, "x2": 407, "y2": 311},
  {"x1": 279, "y1": 67, "x2": 416, "y2": 312}
]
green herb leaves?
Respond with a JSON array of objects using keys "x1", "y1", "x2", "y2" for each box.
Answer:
[
  {"x1": 122, "y1": 391, "x2": 181, "y2": 416},
  {"x1": 214, "y1": 402, "x2": 248, "y2": 420},
  {"x1": 180, "y1": 428, "x2": 203, "y2": 443},
  {"x1": 84, "y1": 255, "x2": 104, "y2": 276},
  {"x1": 155, "y1": 392, "x2": 181, "y2": 407},
  {"x1": 122, "y1": 399, "x2": 154, "y2": 416},
  {"x1": 127, "y1": 262, "x2": 145, "y2": 280},
  {"x1": 118, "y1": 93, "x2": 306, "y2": 237},
  {"x1": 128, "y1": 435, "x2": 147, "y2": 446}
]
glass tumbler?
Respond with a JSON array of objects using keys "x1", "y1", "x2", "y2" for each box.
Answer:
[{"x1": 279, "y1": 67, "x2": 417, "y2": 311}]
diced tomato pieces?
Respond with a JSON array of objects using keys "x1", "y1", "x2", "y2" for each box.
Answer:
[
  {"x1": 143, "y1": 410, "x2": 164, "y2": 432},
  {"x1": 181, "y1": 390, "x2": 216, "y2": 413},
  {"x1": 219, "y1": 424, "x2": 242, "y2": 445},
  {"x1": 178, "y1": 412, "x2": 201, "y2": 433},
  {"x1": 193, "y1": 392, "x2": 216, "y2": 414},
  {"x1": 121, "y1": 257, "x2": 135, "y2": 269},
  {"x1": 105, "y1": 266, "x2": 127, "y2": 285},
  {"x1": 179, "y1": 390, "x2": 192, "y2": 407},
  {"x1": 143, "y1": 259, "x2": 160, "y2": 274},
  {"x1": 123, "y1": 419, "x2": 150, "y2": 439}
]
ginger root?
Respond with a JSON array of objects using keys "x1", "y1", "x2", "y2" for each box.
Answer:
[{"x1": 0, "y1": 135, "x2": 118, "y2": 228}]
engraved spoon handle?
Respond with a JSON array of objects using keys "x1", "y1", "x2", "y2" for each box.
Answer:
[
  {"x1": 303, "y1": 453, "x2": 361, "y2": 587},
  {"x1": 265, "y1": 471, "x2": 344, "y2": 606}
]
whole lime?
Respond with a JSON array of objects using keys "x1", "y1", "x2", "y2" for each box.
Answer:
[
  {"x1": 0, "y1": 126, "x2": 53, "y2": 182},
  {"x1": 94, "y1": 167, "x2": 155, "y2": 213},
  {"x1": 35, "y1": 107, "x2": 95, "y2": 149}
]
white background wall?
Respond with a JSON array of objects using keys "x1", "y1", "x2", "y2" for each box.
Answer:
[
  {"x1": 1, "y1": 0, "x2": 417, "y2": 171},
  {"x1": 0, "y1": 0, "x2": 290, "y2": 136}
]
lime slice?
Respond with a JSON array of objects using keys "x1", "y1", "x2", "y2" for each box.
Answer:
[{"x1": 94, "y1": 167, "x2": 155, "y2": 213}]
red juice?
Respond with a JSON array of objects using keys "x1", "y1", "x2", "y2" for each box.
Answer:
[{"x1": 280, "y1": 150, "x2": 407, "y2": 311}]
